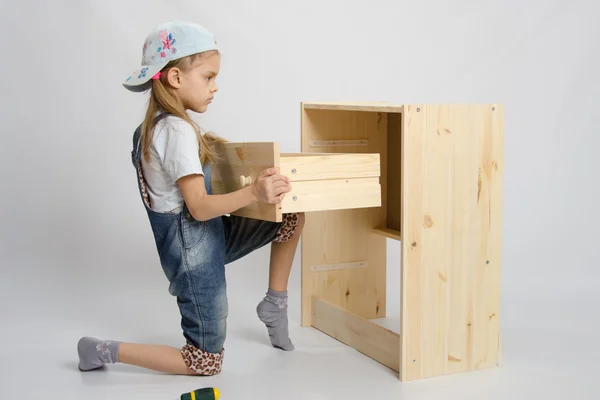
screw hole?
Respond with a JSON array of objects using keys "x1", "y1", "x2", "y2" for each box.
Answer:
[{"x1": 417, "y1": 107, "x2": 421, "y2": 112}]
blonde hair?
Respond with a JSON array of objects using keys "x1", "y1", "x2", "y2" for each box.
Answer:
[{"x1": 140, "y1": 50, "x2": 226, "y2": 165}]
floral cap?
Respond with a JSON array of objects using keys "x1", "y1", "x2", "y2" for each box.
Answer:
[{"x1": 123, "y1": 21, "x2": 218, "y2": 92}]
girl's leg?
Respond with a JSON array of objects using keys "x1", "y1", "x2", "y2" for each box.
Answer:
[
  {"x1": 77, "y1": 337, "x2": 221, "y2": 375},
  {"x1": 78, "y1": 337, "x2": 190, "y2": 374},
  {"x1": 257, "y1": 212, "x2": 305, "y2": 351},
  {"x1": 268, "y1": 212, "x2": 305, "y2": 291},
  {"x1": 118, "y1": 343, "x2": 195, "y2": 375}
]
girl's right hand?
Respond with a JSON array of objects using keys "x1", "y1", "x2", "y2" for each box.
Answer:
[{"x1": 251, "y1": 168, "x2": 292, "y2": 204}]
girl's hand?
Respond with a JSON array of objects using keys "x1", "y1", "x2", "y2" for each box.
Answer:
[{"x1": 251, "y1": 168, "x2": 291, "y2": 204}]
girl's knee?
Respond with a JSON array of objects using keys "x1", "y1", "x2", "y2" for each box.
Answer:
[
  {"x1": 181, "y1": 344, "x2": 225, "y2": 376},
  {"x1": 291, "y1": 212, "x2": 305, "y2": 235},
  {"x1": 297, "y1": 212, "x2": 306, "y2": 229}
]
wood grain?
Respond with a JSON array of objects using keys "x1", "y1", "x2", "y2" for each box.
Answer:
[
  {"x1": 280, "y1": 153, "x2": 380, "y2": 182},
  {"x1": 386, "y1": 112, "x2": 402, "y2": 232},
  {"x1": 311, "y1": 297, "x2": 400, "y2": 372},
  {"x1": 210, "y1": 142, "x2": 282, "y2": 222},
  {"x1": 400, "y1": 104, "x2": 503, "y2": 380},
  {"x1": 372, "y1": 227, "x2": 401, "y2": 241},
  {"x1": 303, "y1": 101, "x2": 403, "y2": 113},
  {"x1": 301, "y1": 106, "x2": 387, "y2": 326},
  {"x1": 281, "y1": 177, "x2": 381, "y2": 213},
  {"x1": 210, "y1": 145, "x2": 382, "y2": 222}
]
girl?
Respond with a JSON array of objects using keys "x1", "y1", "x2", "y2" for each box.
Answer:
[{"x1": 76, "y1": 21, "x2": 304, "y2": 376}]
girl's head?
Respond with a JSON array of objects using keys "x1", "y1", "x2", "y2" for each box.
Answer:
[
  {"x1": 123, "y1": 21, "x2": 226, "y2": 165},
  {"x1": 154, "y1": 49, "x2": 220, "y2": 114}
]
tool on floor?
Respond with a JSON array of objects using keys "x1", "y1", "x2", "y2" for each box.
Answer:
[{"x1": 179, "y1": 387, "x2": 220, "y2": 400}]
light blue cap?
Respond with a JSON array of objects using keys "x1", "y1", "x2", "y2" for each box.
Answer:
[{"x1": 123, "y1": 21, "x2": 219, "y2": 92}]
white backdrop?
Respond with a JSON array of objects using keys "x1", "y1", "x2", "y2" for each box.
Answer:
[{"x1": 1, "y1": 0, "x2": 599, "y2": 398}]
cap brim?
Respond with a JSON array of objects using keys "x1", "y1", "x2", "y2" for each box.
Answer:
[{"x1": 122, "y1": 63, "x2": 165, "y2": 93}]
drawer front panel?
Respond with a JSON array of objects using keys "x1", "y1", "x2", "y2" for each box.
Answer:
[{"x1": 211, "y1": 142, "x2": 282, "y2": 222}]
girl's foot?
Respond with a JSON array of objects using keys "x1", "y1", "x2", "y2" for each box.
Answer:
[
  {"x1": 256, "y1": 289, "x2": 295, "y2": 351},
  {"x1": 77, "y1": 337, "x2": 120, "y2": 371}
]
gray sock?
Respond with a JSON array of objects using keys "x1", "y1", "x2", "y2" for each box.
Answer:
[
  {"x1": 77, "y1": 337, "x2": 120, "y2": 371},
  {"x1": 256, "y1": 289, "x2": 295, "y2": 351}
]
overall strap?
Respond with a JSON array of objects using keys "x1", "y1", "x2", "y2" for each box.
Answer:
[{"x1": 131, "y1": 112, "x2": 170, "y2": 165}]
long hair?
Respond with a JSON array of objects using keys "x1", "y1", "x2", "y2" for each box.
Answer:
[{"x1": 140, "y1": 50, "x2": 226, "y2": 166}]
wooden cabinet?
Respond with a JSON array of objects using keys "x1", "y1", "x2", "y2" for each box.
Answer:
[{"x1": 300, "y1": 102, "x2": 504, "y2": 382}]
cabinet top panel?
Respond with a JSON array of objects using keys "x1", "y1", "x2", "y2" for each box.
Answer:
[{"x1": 302, "y1": 102, "x2": 404, "y2": 113}]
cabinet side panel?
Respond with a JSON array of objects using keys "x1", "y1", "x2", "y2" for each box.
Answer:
[{"x1": 400, "y1": 104, "x2": 503, "y2": 380}]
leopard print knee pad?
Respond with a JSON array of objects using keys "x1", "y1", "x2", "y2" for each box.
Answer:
[
  {"x1": 181, "y1": 344, "x2": 224, "y2": 375},
  {"x1": 274, "y1": 213, "x2": 299, "y2": 242}
]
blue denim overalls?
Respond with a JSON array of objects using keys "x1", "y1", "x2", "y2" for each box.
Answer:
[{"x1": 131, "y1": 113, "x2": 288, "y2": 373}]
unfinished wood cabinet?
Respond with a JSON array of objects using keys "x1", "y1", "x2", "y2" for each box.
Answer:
[
  {"x1": 300, "y1": 102, "x2": 504, "y2": 382},
  {"x1": 210, "y1": 142, "x2": 381, "y2": 222}
]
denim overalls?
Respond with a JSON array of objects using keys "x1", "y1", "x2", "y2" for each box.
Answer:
[{"x1": 130, "y1": 113, "x2": 295, "y2": 374}]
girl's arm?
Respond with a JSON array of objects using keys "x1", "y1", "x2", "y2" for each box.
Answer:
[{"x1": 177, "y1": 167, "x2": 291, "y2": 222}]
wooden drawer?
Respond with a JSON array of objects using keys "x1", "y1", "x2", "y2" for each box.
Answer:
[{"x1": 210, "y1": 142, "x2": 381, "y2": 222}]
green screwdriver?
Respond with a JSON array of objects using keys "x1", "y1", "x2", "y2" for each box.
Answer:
[{"x1": 179, "y1": 387, "x2": 220, "y2": 400}]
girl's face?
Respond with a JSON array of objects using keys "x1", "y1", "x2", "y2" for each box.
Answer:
[{"x1": 168, "y1": 51, "x2": 220, "y2": 113}]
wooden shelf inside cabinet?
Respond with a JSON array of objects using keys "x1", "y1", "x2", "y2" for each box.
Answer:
[{"x1": 372, "y1": 227, "x2": 401, "y2": 241}]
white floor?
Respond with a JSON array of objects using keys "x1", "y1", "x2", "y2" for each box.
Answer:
[{"x1": 1, "y1": 245, "x2": 598, "y2": 400}]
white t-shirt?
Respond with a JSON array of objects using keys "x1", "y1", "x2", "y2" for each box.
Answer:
[{"x1": 141, "y1": 114, "x2": 204, "y2": 213}]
